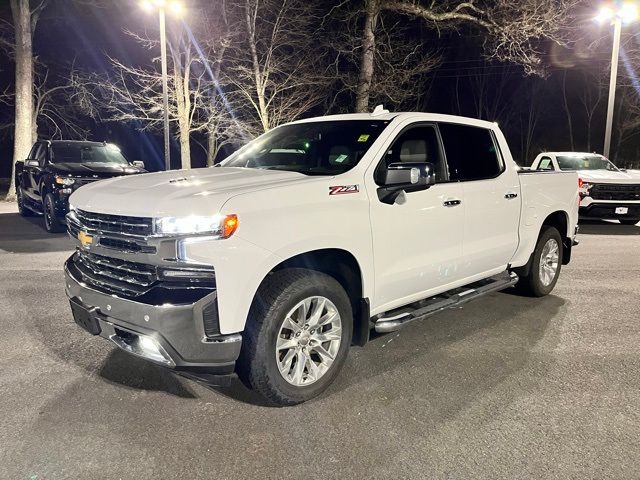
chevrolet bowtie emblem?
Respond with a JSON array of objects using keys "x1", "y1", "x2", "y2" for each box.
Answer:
[{"x1": 78, "y1": 231, "x2": 93, "y2": 248}]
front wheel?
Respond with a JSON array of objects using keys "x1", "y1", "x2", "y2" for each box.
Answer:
[
  {"x1": 515, "y1": 226, "x2": 563, "y2": 297},
  {"x1": 619, "y1": 218, "x2": 639, "y2": 226},
  {"x1": 43, "y1": 193, "x2": 64, "y2": 233},
  {"x1": 237, "y1": 269, "x2": 353, "y2": 406}
]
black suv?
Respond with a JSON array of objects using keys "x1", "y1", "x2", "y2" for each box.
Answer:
[{"x1": 15, "y1": 140, "x2": 146, "y2": 232}]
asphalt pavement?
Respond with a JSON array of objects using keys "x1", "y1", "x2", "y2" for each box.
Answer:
[{"x1": 1, "y1": 200, "x2": 639, "y2": 479}]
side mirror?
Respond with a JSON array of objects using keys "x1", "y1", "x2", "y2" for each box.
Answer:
[
  {"x1": 377, "y1": 162, "x2": 435, "y2": 204},
  {"x1": 25, "y1": 159, "x2": 40, "y2": 168},
  {"x1": 132, "y1": 160, "x2": 145, "y2": 169}
]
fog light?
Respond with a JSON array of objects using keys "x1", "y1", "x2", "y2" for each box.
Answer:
[
  {"x1": 110, "y1": 330, "x2": 174, "y2": 367},
  {"x1": 137, "y1": 335, "x2": 168, "y2": 364}
]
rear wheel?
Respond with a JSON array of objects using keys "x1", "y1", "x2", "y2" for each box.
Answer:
[
  {"x1": 515, "y1": 226, "x2": 563, "y2": 297},
  {"x1": 237, "y1": 269, "x2": 353, "y2": 406},
  {"x1": 43, "y1": 193, "x2": 64, "y2": 233},
  {"x1": 16, "y1": 186, "x2": 34, "y2": 217},
  {"x1": 619, "y1": 218, "x2": 639, "y2": 226}
]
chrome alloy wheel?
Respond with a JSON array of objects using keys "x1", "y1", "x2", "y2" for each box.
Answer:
[
  {"x1": 275, "y1": 296, "x2": 342, "y2": 387},
  {"x1": 539, "y1": 238, "x2": 560, "y2": 287}
]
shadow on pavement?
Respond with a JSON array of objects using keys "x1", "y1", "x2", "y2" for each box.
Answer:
[
  {"x1": 204, "y1": 290, "x2": 565, "y2": 407},
  {"x1": 578, "y1": 219, "x2": 640, "y2": 236},
  {"x1": 0, "y1": 211, "x2": 72, "y2": 253},
  {"x1": 99, "y1": 349, "x2": 197, "y2": 398}
]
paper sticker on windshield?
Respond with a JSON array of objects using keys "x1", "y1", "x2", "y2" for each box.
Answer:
[
  {"x1": 357, "y1": 134, "x2": 370, "y2": 142},
  {"x1": 334, "y1": 154, "x2": 348, "y2": 163},
  {"x1": 330, "y1": 185, "x2": 359, "y2": 195}
]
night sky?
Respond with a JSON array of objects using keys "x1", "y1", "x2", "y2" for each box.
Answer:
[{"x1": 1, "y1": 0, "x2": 638, "y2": 178}]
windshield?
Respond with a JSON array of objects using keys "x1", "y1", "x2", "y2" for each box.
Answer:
[
  {"x1": 50, "y1": 143, "x2": 130, "y2": 165},
  {"x1": 220, "y1": 120, "x2": 389, "y2": 175},
  {"x1": 556, "y1": 155, "x2": 619, "y2": 171}
]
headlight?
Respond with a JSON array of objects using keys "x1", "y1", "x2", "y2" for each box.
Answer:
[
  {"x1": 55, "y1": 176, "x2": 75, "y2": 186},
  {"x1": 578, "y1": 178, "x2": 593, "y2": 197},
  {"x1": 153, "y1": 214, "x2": 238, "y2": 238}
]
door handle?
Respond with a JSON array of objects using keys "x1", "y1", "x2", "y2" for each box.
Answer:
[
  {"x1": 443, "y1": 199, "x2": 462, "y2": 207},
  {"x1": 504, "y1": 192, "x2": 518, "y2": 199}
]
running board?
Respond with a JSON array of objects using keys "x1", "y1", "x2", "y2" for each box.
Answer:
[{"x1": 374, "y1": 271, "x2": 519, "y2": 333}]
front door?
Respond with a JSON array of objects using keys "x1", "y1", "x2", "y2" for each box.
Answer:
[{"x1": 367, "y1": 123, "x2": 465, "y2": 313}]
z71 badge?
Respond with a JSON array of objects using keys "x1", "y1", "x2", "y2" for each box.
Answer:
[{"x1": 329, "y1": 185, "x2": 359, "y2": 195}]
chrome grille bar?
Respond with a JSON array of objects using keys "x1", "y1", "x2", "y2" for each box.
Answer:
[{"x1": 75, "y1": 209, "x2": 154, "y2": 237}]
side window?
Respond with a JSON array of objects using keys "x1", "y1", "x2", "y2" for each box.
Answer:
[
  {"x1": 438, "y1": 123, "x2": 503, "y2": 181},
  {"x1": 35, "y1": 143, "x2": 47, "y2": 165},
  {"x1": 27, "y1": 144, "x2": 40, "y2": 160},
  {"x1": 376, "y1": 125, "x2": 447, "y2": 184},
  {"x1": 537, "y1": 156, "x2": 554, "y2": 171}
]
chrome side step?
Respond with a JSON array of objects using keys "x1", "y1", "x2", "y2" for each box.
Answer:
[{"x1": 374, "y1": 271, "x2": 519, "y2": 333}]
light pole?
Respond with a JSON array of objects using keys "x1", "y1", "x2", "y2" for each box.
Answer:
[
  {"x1": 596, "y1": 3, "x2": 638, "y2": 159},
  {"x1": 141, "y1": 0, "x2": 185, "y2": 171}
]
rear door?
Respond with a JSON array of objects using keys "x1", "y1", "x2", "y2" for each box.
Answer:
[
  {"x1": 438, "y1": 123, "x2": 520, "y2": 279},
  {"x1": 367, "y1": 123, "x2": 465, "y2": 311}
]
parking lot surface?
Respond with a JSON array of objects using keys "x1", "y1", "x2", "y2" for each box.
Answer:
[{"x1": 1, "y1": 201, "x2": 639, "y2": 479}]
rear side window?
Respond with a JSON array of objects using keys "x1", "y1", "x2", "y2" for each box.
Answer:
[
  {"x1": 538, "y1": 157, "x2": 554, "y2": 170},
  {"x1": 439, "y1": 123, "x2": 503, "y2": 181}
]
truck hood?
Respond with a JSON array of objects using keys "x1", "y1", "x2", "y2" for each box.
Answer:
[
  {"x1": 577, "y1": 169, "x2": 640, "y2": 184},
  {"x1": 48, "y1": 162, "x2": 143, "y2": 178},
  {"x1": 69, "y1": 167, "x2": 318, "y2": 217}
]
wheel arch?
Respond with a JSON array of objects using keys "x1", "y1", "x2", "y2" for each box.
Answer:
[
  {"x1": 256, "y1": 248, "x2": 370, "y2": 346},
  {"x1": 513, "y1": 210, "x2": 572, "y2": 278},
  {"x1": 541, "y1": 210, "x2": 572, "y2": 265}
]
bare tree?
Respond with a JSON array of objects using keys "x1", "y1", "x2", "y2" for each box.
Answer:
[
  {"x1": 352, "y1": 0, "x2": 579, "y2": 112},
  {"x1": 4, "y1": 0, "x2": 48, "y2": 201},
  {"x1": 577, "y1": 70, "x2": 606, "y2": 152},
  {"x1": 72, "y1": 11, "x2": 240, "y2": 170},
  {"x1": 561, "y1": 70, "x2": 575, "y2": 151},
  {"x1": 323, "y1": 1, "x2": 440, "y2": 113},
  {"x1": 225, "y1": 0, "x2": 329, "y2": 135},
  {"x1": 1, "y1": 60, "x2": 91, "y2": 141}
]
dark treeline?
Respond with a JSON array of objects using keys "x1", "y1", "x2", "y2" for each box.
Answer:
[{"x1": 1, "y1": 0, "x2": 639, "y2": 188}]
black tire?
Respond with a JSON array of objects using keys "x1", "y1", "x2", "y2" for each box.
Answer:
[
  {"x1": 515, "y1": 226, "x2": 563, "y2": 297},
  {"x1": 16, "y1": 186, "x2": 34, "y2": 217},
  {"x1": 237, "y1": 268, "x2": 353, "y2": 406},
  {"x1": 43, "y1": 193, "x2": 64, "y2": 233},
  {"x1": 619, "y1": 218, "x2": 639, "y2": 226}
]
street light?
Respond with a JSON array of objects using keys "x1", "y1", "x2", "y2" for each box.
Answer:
[
  {"x1": 596, "y1": 2, "x2": 638, "y2": 159},
  {"x1": 140, "y1": 0, "x2": 185, "y2": 171}
]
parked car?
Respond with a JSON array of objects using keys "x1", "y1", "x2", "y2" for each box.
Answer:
[
  {"x1": 531, "y1": 152, "x2": 640, "y2": 225},
  {"x1": 15, "y1": 140, "x2": 145, "y2": 232},
  {"x1": 64, "y1": 112, "x2": 579, "y2": 405}
]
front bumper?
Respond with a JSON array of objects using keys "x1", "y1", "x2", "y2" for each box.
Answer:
[
  {"x1": 64, "y1": 259, "x2": 241, "y2": 374},
  {"x1": 579, "y1": 203, "x2": 640, "y2": 220}
]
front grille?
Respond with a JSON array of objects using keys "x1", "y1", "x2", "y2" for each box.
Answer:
[
  {"x1": 76, "y1": 209, "x2": 154, "y2": 237},
  {"x1": 73, "y1": 178, "x2": 100, "y2": 188},
  {"x1": 99, "y1": 237, "x2": 156, "y2": 254},
  {"x1": 590, "y1": 183, "x2": 640, "y2": 201},
  {"x1": 74, "y1": 251, "x2": 158, "y2": 297}
]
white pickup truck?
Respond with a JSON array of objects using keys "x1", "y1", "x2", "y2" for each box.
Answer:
[
  {"x1": 532, "y1": 152, "x2": 640, "y2": 225},
  {"x1": 65, "y1": 112, "x2": 579, "y2": 405}
]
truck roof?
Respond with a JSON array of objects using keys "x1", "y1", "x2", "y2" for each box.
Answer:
[
  {"x1": 47, "y1": 140, "x2": 108, "y2": 146},
  {"x1": 291, "y1": 112, "x2": 499, "y2": 130},
  {"x1": 541, "y1": 152, "x2": 604, "y2": 157}
]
